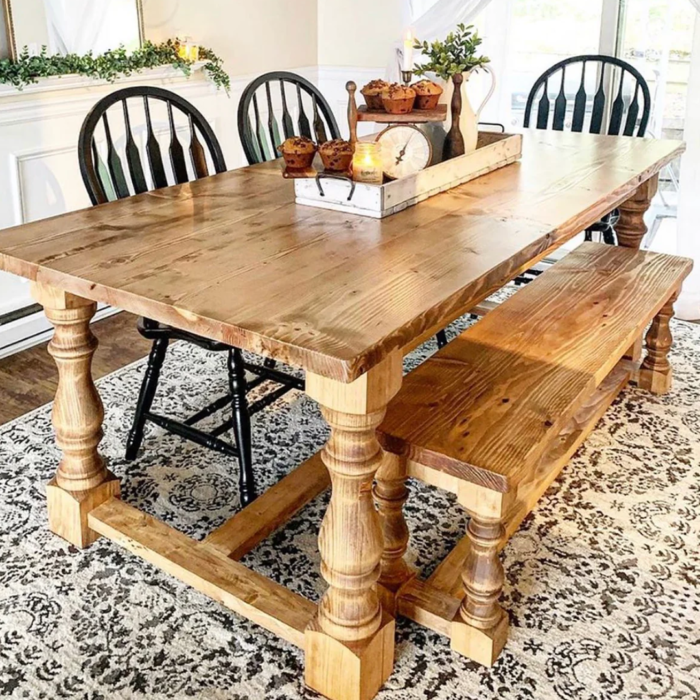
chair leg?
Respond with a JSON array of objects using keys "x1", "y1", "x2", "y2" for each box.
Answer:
[
  {"x1": 602, "y1": 226, "x2": 617, "y2": 246},
  {"x1": 228, "y1": 348, "x2": 256, "y2": 506},
  {"x1": 126, "y1": 337, "x2": 168, "y2": 460},
  {"x1": 436, "y1": 330, "x2": 448, "y2": 349},
  {"x1": 584, "y1": 229, "x2": 593, "y2": 242}
]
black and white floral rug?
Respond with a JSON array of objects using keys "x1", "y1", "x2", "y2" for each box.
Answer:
[{"x1": 1, "y1": 308, "x2": 699, "y2": 700}]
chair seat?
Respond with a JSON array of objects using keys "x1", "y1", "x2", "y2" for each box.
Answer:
[
  {"x1": 378, "y1": 242, "x2": 692, "y2": 494},
  {"x1": 137, "y1": 317, "x2": 231, "y2": 352}
]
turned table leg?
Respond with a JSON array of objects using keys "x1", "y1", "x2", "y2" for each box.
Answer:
[
  {"x1": 304, "y1": 353, "x2": 403, "y2": 700},
  {"x1": 639, "y1": 291, "x2": 678, "y2": 395},
  {"x1": 452, "y1": 486, "x2": 510, "y2": 667},
  {"x1": 374, "y1": 452, "x2": 413, "y2": 613},
  {"x1": 617, "y1": 175, "x2": 659, "y2": 363},
  {"x1": 616, "y1": 175, "x2": 658, "y2": 251},
  {"x1": 31, "y1": 283, "x2": 120, "y2": 548}
]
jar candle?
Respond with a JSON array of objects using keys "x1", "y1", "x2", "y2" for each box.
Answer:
[
  {"x1": 353, "y1": 142, "x2": 383, "y2": 184},
  {"x1": 178, "y1": 37, "x2": 199, "y2": 61}
]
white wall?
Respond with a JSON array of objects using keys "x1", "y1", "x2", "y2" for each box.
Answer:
[
  {"x1": 140, "y1": 0, "x2": 322, "y2": 169},
  {"x1": 143, "y1": 0, "x2": 318, "y2": 77},
  {"x1": 317, "y1": 0, "x2": 402, "y2": 69}
]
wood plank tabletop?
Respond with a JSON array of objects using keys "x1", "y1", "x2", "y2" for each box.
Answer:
[{"x1": 0, "y1": 130, "x2": 684, "y2": 382}]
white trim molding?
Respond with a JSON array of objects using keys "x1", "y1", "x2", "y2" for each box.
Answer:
[{"x1": 0, "y1": 305, "x2": 119, "y2": 359}]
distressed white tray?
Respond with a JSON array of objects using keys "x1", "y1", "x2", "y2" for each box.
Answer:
[{"x1": 294, "y1": 131, "x2": 523, "y2": 219}]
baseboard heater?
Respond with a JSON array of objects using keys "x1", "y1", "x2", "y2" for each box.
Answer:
[{"x1": 0, "y1": 304, "x2": 118, "y2": 359}]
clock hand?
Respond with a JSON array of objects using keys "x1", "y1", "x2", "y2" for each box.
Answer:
[{"x1": 395, "y1": 133, "x2": 417, "y2": 165}]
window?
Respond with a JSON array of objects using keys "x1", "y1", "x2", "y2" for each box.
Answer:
[
  {"x1": 617, "y1": 0, "x2": 694, "y2": 250},
  {"x1": 618, "y1": 0, "x2": 694, "y2": 151},
  {"x1": 503, "y1": 0, "x2": 606, "y2": 127}
]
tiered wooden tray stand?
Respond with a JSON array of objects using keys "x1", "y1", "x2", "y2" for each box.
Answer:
[{"x1": 346, "y1": 80, "x2": 448, "y2": 145}]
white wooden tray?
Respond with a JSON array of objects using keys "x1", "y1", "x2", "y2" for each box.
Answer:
[{"x1": 294, "y1": 131, "x2": 522, "y2": 219}]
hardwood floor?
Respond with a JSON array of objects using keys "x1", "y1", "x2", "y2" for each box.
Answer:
[{"x1": 0, "y1": 312, "x2": 151, "y2": 425}]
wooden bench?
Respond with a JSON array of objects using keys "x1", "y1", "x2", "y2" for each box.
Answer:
[{"x1": 374, "y1": 241, "x2": 692, "y2": 668}]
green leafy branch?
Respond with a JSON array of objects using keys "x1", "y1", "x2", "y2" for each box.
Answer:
[
  {"x1": 413, "y1": 24, "x2": 490, "y2": 81},
  {"x1": 0, "y1": 39, "x2": 230, "y2": 92}
]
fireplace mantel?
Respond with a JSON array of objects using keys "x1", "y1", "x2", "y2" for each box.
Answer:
[{"x1": 0, "y1": 62, "x2": 210, "y2": 99}]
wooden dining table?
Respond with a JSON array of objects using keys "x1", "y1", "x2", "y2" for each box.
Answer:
[{"x1": 0, "y1": 129, "x2": 684, "y2": 700}]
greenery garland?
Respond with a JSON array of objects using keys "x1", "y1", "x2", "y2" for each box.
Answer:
[{"x1": 0, "y1": 39, "x2": 230, "y2": 92}]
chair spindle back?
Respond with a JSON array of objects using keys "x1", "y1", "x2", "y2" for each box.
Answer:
[
  {"x1": 79, "y1": 86, "x2": 227, "y2": 206},
  {"x1": 524, "y1": 55, "x2": 651, "y2": 137},
  {"x1": 238, "y1": 71, "x2": 341, "y2": 165}
]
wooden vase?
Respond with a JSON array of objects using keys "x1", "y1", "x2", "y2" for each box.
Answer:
[{"x1": 443, "y1": 73, "x2": 465, "y2": 161}]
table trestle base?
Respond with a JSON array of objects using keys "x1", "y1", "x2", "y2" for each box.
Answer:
[{"x1": 88, "y1": 496, "x2": 317, "y2": 648}]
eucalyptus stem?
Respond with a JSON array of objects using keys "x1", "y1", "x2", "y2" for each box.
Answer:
[
  {"x1": 413, "y1": 23, "x2": 490, "y2": 81},
  {"x1": 0, "y1": 39, "x2": 230, "y2": 93}
]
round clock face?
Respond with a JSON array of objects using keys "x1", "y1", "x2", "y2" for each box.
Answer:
[{"x1": 376, "y1": 125, "x2": 432, "y2": 180}]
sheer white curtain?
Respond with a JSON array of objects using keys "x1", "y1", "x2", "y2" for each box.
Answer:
[
  {"x1": 676, "y1": 8, "x2": 700, "y2": 319},
  {"x1": 408, "y1": 0, "x2": 495, "y2": 40},
  {"x1": 392, "y1": 0, "x2": 496, "y2": 79}
]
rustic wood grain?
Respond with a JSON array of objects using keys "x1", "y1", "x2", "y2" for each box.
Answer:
[
  {"x1": 88, "y1": 498, "x2": 317, "y2": 648},
  {"x1": 397, "y1": 361, "x2": 634, "y2": 607},
  {"x1": 639, "y1": 292, "x2": 678, "y2": 394},
  {"x1": 28, "y1": 283, "x2": 123, "y2": 547},
  {"x1": 203, "y1": 452, "x2": 330, "y2": 559},
  {"x1": 0, "y1": 132, "x2": 684, "y2": 383},
  {"x1": 502, "y1": 361, "x2": 633, "y2": 540},
  {"x1": 397, "y1": 577, "x2": 461, "y2": 637},
  {"x1": 452, "y1": 510, "x2": 508, "y2": 668},
  {"x1": 303, "y1": 353, "x2": 402, "y2": 700},
  {"x1": 378, "y1": 242, "x2": 692, "y2": 490},
  {"x1": 356, "y1": 104, "x2": 448, "y2": 123}
]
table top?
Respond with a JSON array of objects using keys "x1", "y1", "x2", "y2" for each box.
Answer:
[{"x1": 0, "y1": 130, "x2": 684, "y2": 382}]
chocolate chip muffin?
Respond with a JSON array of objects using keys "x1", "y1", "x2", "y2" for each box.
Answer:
[
  {"x1": 382, "y1": 83, "x2": 416, "y2": 115},
  {"x1": 319, "y1": 139, "x2": 354, "y2": 172},
  {"x1": 277, "y1": 136, "x2": 317, "y2": 169},
  {"x1": 361, "y1": 79, "x2": 390, "y2": 110},
  {"x1": 412, "y1": 79, "x2": 444, "y2": 110}
]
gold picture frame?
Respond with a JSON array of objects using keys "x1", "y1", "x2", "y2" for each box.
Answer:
[
  {"x1": 1, "y1": 0, "x2": 14, "y2": 59},
  {"x1": 1, "y1": 0, "x2": 144, "y2": 60}
]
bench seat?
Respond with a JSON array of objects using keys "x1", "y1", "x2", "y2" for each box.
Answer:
[{"x1": 374, "y1": 241, "x2": 692, "y2": 667}]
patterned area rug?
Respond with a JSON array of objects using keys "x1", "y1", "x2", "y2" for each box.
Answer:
[{"x1": 1, "y1": 309, "x2": 699, "y2": 700}]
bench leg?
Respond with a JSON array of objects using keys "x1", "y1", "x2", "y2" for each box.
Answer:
[
  {"x1": 451, "y1": 502, "x2": 508, "y2": 667},
  {"x1": 639, "y1": 292, "x2": 678, "y2": 395},
  {"x1": 374, "y1": 453, "x2": 413, "y2": 612}
]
